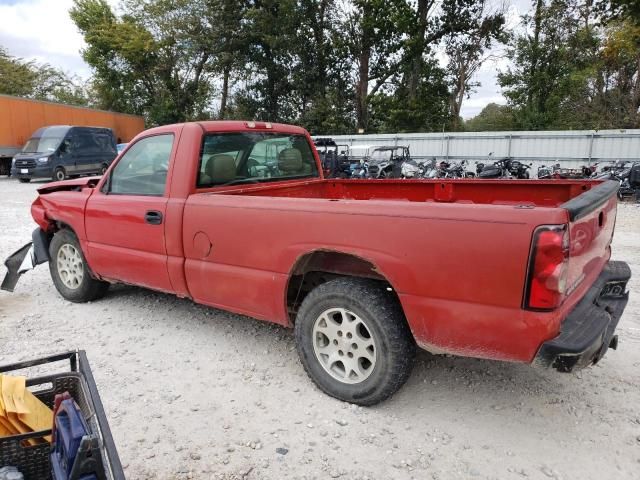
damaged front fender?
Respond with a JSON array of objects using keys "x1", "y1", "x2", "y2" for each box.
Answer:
[{"x1": 1, "y1": 228, "x2": 50, "y2": 292}]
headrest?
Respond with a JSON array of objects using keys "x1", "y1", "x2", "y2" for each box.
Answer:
[
  {"x1": 278, "y1": 148, "x2": 303, "y2": 173},
  {"x1": 205, "y1": 154, "x2": 236, "y2": 181}
]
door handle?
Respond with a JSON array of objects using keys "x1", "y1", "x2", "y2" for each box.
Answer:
[{"x1": 145, "y1": 210, "x2": 163, "y2": 225}]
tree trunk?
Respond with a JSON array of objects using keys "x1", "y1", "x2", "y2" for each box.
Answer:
[
  {"x1": 449, "y1": 62, "x2": 467, "y2": 131},
  {"x1": 407, "y1": 0, "x2": 430, "y2": 102},
  {"x1": 629, "y1": 55, "x2": 640, "y2": 127},
  {"x1": 220, "y1": 64, "x2": 230, "y2": 119},
  {"x1": 356, "y1": 47, "x2": 370, "y2": 131},
  {"x1": 314, "y1": 0, "x2": 329, "y2": 95},
  {"x1": 530, "y1": 0, "x2": 544, "y2": 111}
]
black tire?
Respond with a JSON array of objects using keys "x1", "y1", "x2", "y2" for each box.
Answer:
[
  {"x1": 49, "y1": 229, "x2": 109, "y2": 303},
  {"x1": 54, "y1": 167, "x2": 66, "y2": 182},
  {"x1": 18, "y1": 178, "x2": 31, "y2": 183},
  {"x1": 295, "y1": 278, "x2": 416, "y2": 406}
]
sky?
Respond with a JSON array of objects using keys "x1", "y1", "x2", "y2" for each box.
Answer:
[{"x1": 0, "y1": 0, "x2": 531, "y2": 119}]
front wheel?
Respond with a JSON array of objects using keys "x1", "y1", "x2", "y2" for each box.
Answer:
[
  {"x1": 49, "y1": 229, "x2": 109, "y2": 302},
  {"x1": 54, "y1": 167, "x2": 66, "y2": 182},
  {"x1": 295, "y1": 278, "x2": 416, "y2": 406}
]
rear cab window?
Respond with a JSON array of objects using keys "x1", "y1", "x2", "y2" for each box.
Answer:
[{"x1": 197, "y1": 132, "x2": 318, "y2": 188}]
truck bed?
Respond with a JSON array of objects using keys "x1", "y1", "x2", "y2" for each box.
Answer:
[
  {"x1": 220, "y1": 178, "x2": 599, "y2": 208},
  {"x1": 184, "y1": 177, "x2": 618, "y2": 363}
]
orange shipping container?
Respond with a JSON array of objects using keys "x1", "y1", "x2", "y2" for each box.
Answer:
[{"x1": 0, "y1": 94, "x2": 145, "y2": 174}]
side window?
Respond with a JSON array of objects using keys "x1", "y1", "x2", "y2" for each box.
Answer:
[
  {"x1": 75, "y1": 132, "x2": 99, "y2": 153},
  {"x1": 108, "y1": 134, "x2": 173, "y2": 196},
  {"x1": 94, "y1": 133, "x2": 117, "y2": 154}
]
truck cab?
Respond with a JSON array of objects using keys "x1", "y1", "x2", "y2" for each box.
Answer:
[{"x1": 12, "y1": 126, "x2": 117, "y2": 182}]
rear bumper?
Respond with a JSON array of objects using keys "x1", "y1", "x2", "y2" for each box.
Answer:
[{"x1": 534, "y1": 261, "x2": 631, "y2": 372}]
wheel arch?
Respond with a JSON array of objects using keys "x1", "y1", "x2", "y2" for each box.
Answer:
[
  {"x1": 48, "y1": 221, "x2": 103, "y2": 281},
  {"x1": 285, "y1": 249, "x2": 403, "y2": 325}
]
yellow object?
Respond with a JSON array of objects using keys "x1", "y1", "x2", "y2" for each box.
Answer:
[
  {"x1": 0, "y1": 375, "x2": 19, "y2": 435},
  {"x1": 0, "y1": 374, "x2": 53, "y2": 442}
]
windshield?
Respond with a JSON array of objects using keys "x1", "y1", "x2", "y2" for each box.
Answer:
[
  {"x1": 22, "y1": 136, "x2": 64, "y2": 153},
  {"x1": 370, "y1": 150, "x2": 392, "y2": 161},
  {"x1": 197, "y1": 132, "x2": 318, "y2": 187}
]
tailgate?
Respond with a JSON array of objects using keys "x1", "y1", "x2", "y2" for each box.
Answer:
[{"x1": 561, "y1": 180, "x2": 619, "y2": 298}]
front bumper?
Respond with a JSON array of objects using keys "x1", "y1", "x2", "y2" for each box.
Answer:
[
  {"x1": 1, "y1": 228, "x2": 51, "y2": 292},
  {"x1": 10, "y1": 164, "x2": 53, "y2": 179},
  {"x1": 535, "y1": 261, "x2": 631, "y2": 372}
]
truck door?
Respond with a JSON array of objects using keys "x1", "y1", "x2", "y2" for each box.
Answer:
[{"x1": 84, "y1": 133, "x2": 175, "y2": 292}]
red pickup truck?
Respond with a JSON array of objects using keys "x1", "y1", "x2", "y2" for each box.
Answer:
[{"x1": 2, "y1": 121, "x2": 631, "y2": 405}]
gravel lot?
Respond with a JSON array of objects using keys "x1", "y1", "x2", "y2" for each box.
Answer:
[{"x1": 1, "y1": 176, "x2": 639, "y2": 480}]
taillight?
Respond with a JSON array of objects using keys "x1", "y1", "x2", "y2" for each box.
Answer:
[{"x1": 524, "y1": 225, "x2": 570, "y2": 310}]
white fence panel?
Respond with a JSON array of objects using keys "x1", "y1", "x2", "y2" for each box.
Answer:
[{"x1": 329, "y1": 129, "x2": 640, "y2": 170}]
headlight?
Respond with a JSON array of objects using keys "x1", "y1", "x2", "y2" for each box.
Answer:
[
  {"x1": 11, "y1": 158, "x2": 16, "y2": 167},
  {"x1": 37, "y1": 156, "x2": 50, "y2": 164}
]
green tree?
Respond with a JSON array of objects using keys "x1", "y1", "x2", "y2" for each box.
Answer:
[
  {"x1": 368, "y1": 58, "x2": 451, "y2": 133},
  {"x1": 0, "y1": 46, "x2": 89, "y2": 105},
  {"x1": 342, "y1": 0, "x2": 413, "y2": 132},
  {"x1": 498, "y1": 0, "x2": 599, "y2": 129},
  {"x1": 592, "y1": 20, "x2": 640, "y2": 127},
  {"x1": 339, "y1": 0, "x2": 507, "y2": 133},
  {"x1": 234, "y1": 0, "x2": 299, "y2": 121},
  {"x1": 0, "y1": 47, "x2": 36, "y2": 97},
  {"x1": 445, "y1": 2, "x2": 507, "y2": 130},
  {"x1": 71, "y1": 0, "x2": 221, "y2": 124},
  {"x1": 464, "y1": 103, "x2": 516, "y2": 131},
  {"x1": 199, "y1": 0, "x2": 249, "y2": 119}
]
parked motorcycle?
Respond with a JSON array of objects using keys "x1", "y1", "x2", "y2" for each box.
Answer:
[
  {"x1": 475, "y1": 152, "x2": 494, "y2": 176},
  {"x1": 509, "y1": 160, "x2": 532, "y2": 179},
  {"x1": 444, "y1": 160, "x2": 475, "y2": 178},
  {"x1": 537, "y1": 163, "x2": 557, "y2": 179},
  {"x1": 596, "y1": 161, "x2": 640, "y2": 200},
  {"x1": 478, "y1": 158, "x2": 510, "y2": 178},
  {"x1": 400, "y1": 159, "x2": 429, "y2": 178},
  {"x1": 581, "y1": 162, "x2": 599, "y2": 178},
  {"x1": 478, "y1": 157, "x2": 531, "y2": 179}
]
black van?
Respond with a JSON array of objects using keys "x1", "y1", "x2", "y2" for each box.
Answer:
[{"x1": 11, "y1": 126, "x2": 117, "y2": 182}]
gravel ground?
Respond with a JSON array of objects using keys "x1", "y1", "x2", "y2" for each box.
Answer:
[{"x1": 1, "y1": 176, "x2": 639, "y2": 480}]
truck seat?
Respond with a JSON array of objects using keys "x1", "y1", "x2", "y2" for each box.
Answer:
[
  {"x1": 278, "y1": 148, "x2": 310, "y2": 175},
  {"x1": 203, "y1": 154, "x2": 236, "y2": 183}
]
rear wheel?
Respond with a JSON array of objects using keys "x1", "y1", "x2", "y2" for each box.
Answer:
[
  {"x1": 54, "y1": 167, "x2": 66, "y2": 182},
  {"x1": 49, "y1": 229, "x2": 109, "y2": 303},
  {"x1": 18, "y1": 178, "x2": 31, "y2": 183},
  {"x1": 295, "y1": 278, "x2": 415, "y2": 406}
]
